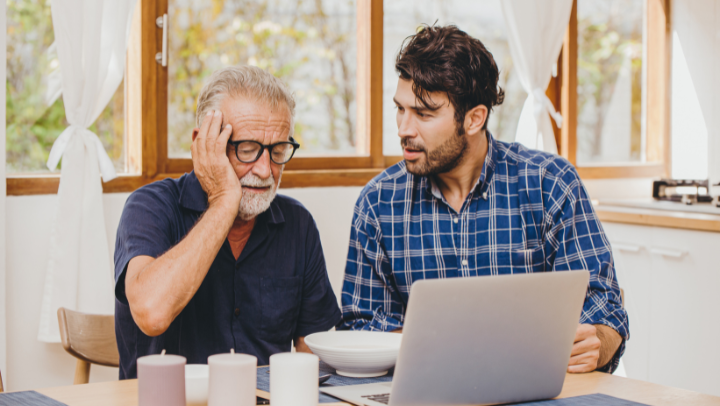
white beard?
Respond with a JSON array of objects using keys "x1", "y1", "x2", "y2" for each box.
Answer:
[{"x1": 237, "y1": 171, "x2": 281, "y2": 220}]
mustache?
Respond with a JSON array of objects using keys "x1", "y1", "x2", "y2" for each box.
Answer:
[
  {"x1": 240, "y1": 173, "x2": 274, "y2": 188},
  {"x1": 401, "y1": 139, "x2": 426, "y2": 151}
]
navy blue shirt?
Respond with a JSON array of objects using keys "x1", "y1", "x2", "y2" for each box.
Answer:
[{"x1": 114, "y1": 171, "x2": 341, "y2": 379}]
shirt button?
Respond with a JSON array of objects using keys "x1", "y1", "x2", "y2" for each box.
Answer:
[
  {"x1": 461, "y1": 259, "x2": 468, "y2": 266},
  {"x1": 482, "y1": 192, "x2": 488, "y2": 200},
  {"x1": 234, "y1": 308, "x2": 240, "y2": 317},
  {"x1": 453, "y1": 217, "x2": 459, "y2": 224}
]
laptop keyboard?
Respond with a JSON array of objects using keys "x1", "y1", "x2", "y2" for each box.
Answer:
[{"x1": 361, "y1": 393, "x2": 391, "y2": 405}]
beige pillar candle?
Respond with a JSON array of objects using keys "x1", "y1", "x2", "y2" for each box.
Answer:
[
  {"x1": 138, "y1": 352, "x2": 187, "y2": 406},
  {"x1": 208, "y1": 350, "x2": 257, "y2": 406},
  {"x1": 270, "y1": 353, "x2": 319, "y2": 406}
]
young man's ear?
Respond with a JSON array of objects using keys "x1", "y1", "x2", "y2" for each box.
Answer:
[
  {"x1": 464, "y1": 105, "x2": 488, "y2": 136},
  {"x1": 192, "y1": 128, "x2": 200, "y2": 142}
]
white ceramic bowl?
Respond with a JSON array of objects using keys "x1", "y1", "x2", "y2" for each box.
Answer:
[
  {"x1": 304, "y1": 331, "x2": 402, "y2": 377},
  {"x1": 185, "y1": 364, "x2": 209, "y2": 406}
]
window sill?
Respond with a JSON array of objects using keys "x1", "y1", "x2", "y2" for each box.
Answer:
[
  {"x1": 7, "y1": 160, "x2": 666, "y2": 195},
  {"x1": 6, "y1": 168, "x2": 386, "y2": 196}
]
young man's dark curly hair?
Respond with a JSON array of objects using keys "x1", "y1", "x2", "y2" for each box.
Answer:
[{"x1": 395, "y1": 24, "x2": 505, "y2": 132}]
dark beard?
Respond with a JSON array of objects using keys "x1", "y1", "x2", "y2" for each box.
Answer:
[{"x1": 404, "y1": 127, "x2": 468, "y2": 177}]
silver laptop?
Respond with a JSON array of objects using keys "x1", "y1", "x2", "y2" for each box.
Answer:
[{"x1": 321, "y1": 271, "x2": 590, "y2": 406}]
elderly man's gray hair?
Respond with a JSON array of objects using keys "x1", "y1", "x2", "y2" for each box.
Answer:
[{"x1": 195, "y1": 65, "x2": 296, "y2": 130}]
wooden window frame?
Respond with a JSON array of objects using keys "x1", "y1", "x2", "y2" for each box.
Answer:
[
  {"x1": 7, "y1": 0, "x2": 673, "y2": 195},
  {"x1": 8, "y1": 0, "x2": 386, "y2": 195},
  {"x1": 552, "y1": 0, "x2": 672, "y2": 179}
]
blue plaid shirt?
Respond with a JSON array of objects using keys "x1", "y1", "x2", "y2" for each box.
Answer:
[{"x1": 339, "y1": 133, "x2": 628, "y2": 373}]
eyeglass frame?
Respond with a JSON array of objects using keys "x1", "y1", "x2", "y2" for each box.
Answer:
[{"x1": 227, "y1": 137, "x2": 301, "y2": 165}]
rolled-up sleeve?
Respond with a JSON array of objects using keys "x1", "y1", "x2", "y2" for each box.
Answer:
[
  {"x1": 338, "y1": 189, "x2": 404, "y2": 332},
  {"x1": 114, "y1": 187, "x2": 176, "y2": 304},
  {"x1": 543, "y1": 166, "x2": 629, "y2": 373}
]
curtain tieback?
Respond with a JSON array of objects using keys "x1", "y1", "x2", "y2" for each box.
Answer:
[
  {"x1": 46, "y1": 124, "x2": 118, "y2": 182},
  {"x1": 532, "y1": 88, "x2": 563, "y2": 129}
]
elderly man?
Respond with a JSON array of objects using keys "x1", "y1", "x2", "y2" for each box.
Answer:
[
  {"x1": 114, "y1": 66, "x2": 340, "y2": 379},
  {"x1": 339, "y1": 25, "x2": 629, "y2": 374}
]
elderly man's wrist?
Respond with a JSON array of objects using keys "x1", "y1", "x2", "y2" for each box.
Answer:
[
  {"x1": 204, "y1": 197, "x2": 240, "y2": 227},
  {"x1": 208, "y1": 192, "x2": 241, "y2": 212}
]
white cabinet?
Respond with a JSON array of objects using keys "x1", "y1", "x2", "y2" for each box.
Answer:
[
  {"x1": 602, "y1": 222, "x2": 720, "y2": 396},
  {"x1": 601, "y1": 223, "x2": 654, "y2": 382},
  {"x1": 647, "y1": 227, "x2": 720, "y2": 394}
]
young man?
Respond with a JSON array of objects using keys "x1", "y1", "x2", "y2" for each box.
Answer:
[
  {"x1": 339, "y1": 25, "x2": 628, "y2": 373},
  {"x1": 114, "y1": 66, "x2": 340, "y2": 379}
]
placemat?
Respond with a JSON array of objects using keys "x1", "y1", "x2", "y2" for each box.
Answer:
[
  {"x1": 257, "y1": 360, "x2": 394, "y2": 403},
  {"x1": 257, "y1": 363, "x2": 650, "y2": 405},
  {"x1": 0, "y1": 390, "x2": 68, "y2": 406},
  {"x1": 517, "y1": 393, "x2": 649, "y2": 405}
]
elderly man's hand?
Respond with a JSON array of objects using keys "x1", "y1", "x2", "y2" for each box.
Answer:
[{"x1": 191, "y1": 110, "x2": 241, "y2": 211}]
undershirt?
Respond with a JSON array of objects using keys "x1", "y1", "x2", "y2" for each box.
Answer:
[{"x1": 227, "y1": 218, "x2": 255, "y2": 260}]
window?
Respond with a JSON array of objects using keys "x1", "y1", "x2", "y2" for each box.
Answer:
[
  {"x1": 7, "y1": 0, "x2": 672, "y2": 195},
  {"x1": 576, "y1": 0, "x2": 644, "y2": 165},
  {"x1": 556, "y1": 0, "x2": 669, "y2": 179},
  {"x1": 382, "y1": 0, "x2": 525, "y2": 156},
  {"x1": 167, "y1": 0, "x2": 360, "y2": 158},
  {"x1": 140, "y1": 0, "x2": 384, "y2": 187},
  {"x1": 6, "y1": 0, "x2": 126, "y2": 175}
]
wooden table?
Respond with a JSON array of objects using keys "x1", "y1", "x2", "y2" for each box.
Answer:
[{"x1": 32, "y1": 372, "x2": 720, "y2": 406}]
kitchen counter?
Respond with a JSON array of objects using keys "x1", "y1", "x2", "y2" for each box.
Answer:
[{"x1": 593, "y1": 198, "x2": 720, "y2": 233}]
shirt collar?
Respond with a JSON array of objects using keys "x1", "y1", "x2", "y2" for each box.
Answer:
[
  {"x1": 426, "y1": 131, "x2": 498, "y2": 199},
  {"x1": 178, "y1": 171, "x2": 285, "y2": 225}
]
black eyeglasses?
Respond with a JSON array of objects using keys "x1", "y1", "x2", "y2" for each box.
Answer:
[{"x1": 227, "y1": 138, "x2": 300, "y2": 165}]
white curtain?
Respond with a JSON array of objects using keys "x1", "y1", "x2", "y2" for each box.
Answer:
[
  {"x1": 1, "y1": 0, "x2": 8, "y2": 374},
  {"x1": 37, "y1": 0, "x2": 136, "y2": 342},
  {"x1": 501, "y1": 0, "x2": 573, "y2": 154},
  {"x1": 672, "y1": 0, "x2": 719, "y2": 190}
]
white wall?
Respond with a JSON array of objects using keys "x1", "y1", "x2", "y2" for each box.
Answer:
[
  {"x1": 4, "y1": 186, "x2": 361, "y2": 391},
  {"x1": 0, "y1": 176, "x2": 674, "y2": 392},
  {"x1": 0, "y1": 176, "x2": 697, "y2": 392},
  {"x1": 6, "y1": 194, "x2": 128, "y2": 391},
  {"x1": 0, "y1": 174, "x2": 660, "y2": 392}
]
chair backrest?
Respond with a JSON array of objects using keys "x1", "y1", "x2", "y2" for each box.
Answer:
[{"x1": 57, "y1": 307, "x2": 120, "y2": 368}]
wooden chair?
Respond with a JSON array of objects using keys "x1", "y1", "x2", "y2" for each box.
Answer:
[
  {"x1": 57, "y1": 307, "x2": 120, "y2": 385},
  {"x1": 0, "y1": 368, "x2": 4, "y2": 392}
]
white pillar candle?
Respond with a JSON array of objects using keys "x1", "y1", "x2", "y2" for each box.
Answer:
[
  {"x1": 185, "y1": 364, "x2": 209, "y2": 406},
  {"x1": 138, "y1": 353, "x2": 187, "y2": 406},
  {"x1": 208, "y1": 351, "x2": 257, "y2": 406},
  {"x1": 270, "y1": 353, "x2": 319, "y2": 406}
]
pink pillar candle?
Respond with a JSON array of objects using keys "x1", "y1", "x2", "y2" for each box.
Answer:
[
  {"x1": 208, "y1": 352, "x2": 257, "y2": 406},
  {"x1": 138, "y1": 353, "x2": 187, "y2": 406}
]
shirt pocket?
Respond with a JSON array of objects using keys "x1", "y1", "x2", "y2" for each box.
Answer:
[
  {"x1": 260, "y1": 276, "x2": 303, "y2": 343},
  {"x1": 493, "y1": 246, "x2": 546, "y2": 274}
]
